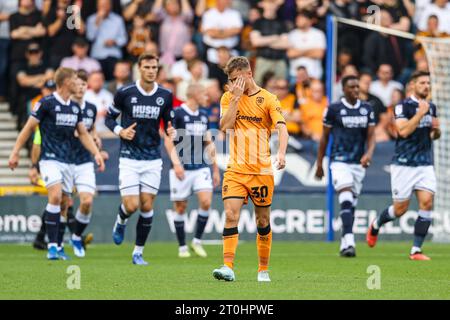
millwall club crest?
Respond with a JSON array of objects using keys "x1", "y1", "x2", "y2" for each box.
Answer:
[
  {"x1": 256, "y1": 96, "x2": 264, "y2": 106},
  {"x1": 184, "y1": 115, "x2": 190, "y2": 122},
  {"x1": 201, "y1": 116, "x2": 208, "y2": 123},
  {"x1": 87, "y1": 109, "x2": 94, "y2": 117},
  {"x1": 55, "y1": 105, "x2": 61, "y2": 112},
  {"x1": 156, "y1": 97, "x2": 164, "y2": 106},
  {"x1": 340, "y1": 109, "x2": 347, "y2": 116},
  {"x1": 72, "y1": 106, "x2": 79, "y2": 114},
  {"x1": 359, "y1": 108, "x2": 368, "y2": 116}
]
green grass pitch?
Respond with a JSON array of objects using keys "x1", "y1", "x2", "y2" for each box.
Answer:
[{"x1": 0, "y1": 241, "x2": 449, "y2": 300}]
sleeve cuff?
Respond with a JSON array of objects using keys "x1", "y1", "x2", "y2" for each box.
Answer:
[{"x1": 113, "y1": 125, "x2": 123, "y2": 136}]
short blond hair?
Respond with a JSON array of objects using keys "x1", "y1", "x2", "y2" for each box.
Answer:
[
  {"x1": 54, "y1": 67, "x2": 76, "y2": 87},
  {"x1": 223, "y1": 56, "x2": 250, "y2": 76}
]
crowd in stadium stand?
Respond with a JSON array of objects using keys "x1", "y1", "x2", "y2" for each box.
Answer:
[{"x1": 0, "y1": 0, "x2": 449, "y2": 145}]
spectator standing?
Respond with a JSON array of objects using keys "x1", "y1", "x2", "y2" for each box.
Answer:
[
  {"x1": 250, "y1": 0, "x2": 289, "y2": 85},
  {"x1": 16, "y1": 42, "x2": 54, "y2": 129},
  {"x1": 415, "y1": 15, "x2": 449, "y2": 61},
  {"x1": 287, "y1": 11, "x2": 326, "y2": 81},
  {"x1": 106, "y1": 60, "x2": 131, "y2": 95},
  {"x1": 369, "y1": 64, "x2": 404, "y2": 108},
  {"x1": 9, "y1": 0, "x2": 46, "y2": 65},
  {"x1": 201, "y1": 0, "x2": 243, "y2": 64},
  {"x1": 152, "y1": 0, "x2": 193, "y2": 67},
  {"x1": 84, "y1": 70, "x2": 114, "y2": 136},
  {"x1": 290, "y1": 66, "x2": 311, "y2": 105},
  {"x1": 208, "y1": 46, "x2": 231, "y2": 92},
  {"x1": 60, "y1": 36, "x2": 102, "y2": 74},
  {"x1": 44, "y1": 0, "x2": 85, "y2": 69},
  {"x1": 170, "y1": 42, "x2": 209, "y2": 84},
  {"x1": 417, "y1": 0, "x2": 450, "y2": 33},
  {"x1": 126, "y1": 14, "x2": 152, "y2": 62},
  {"x1": 86, "y1": 0, "x2": 128, "y2": 81},
  {"x1": 362, "y1": 10, "x2": 409, "y2": 78},
  {"x1": 176, "y1": 59, "x2": 211, "y2": 101},
  {"x1": 202, "y1": 79, "x2": 222, "y2": 130},
  {"x1": 274, "y1": 78, "x2": 301, "y2": 137},
  {"x1": 122, "y1": 0, "x2": 157, "y2": 24},
  {"x1": 299, "y1": 80, "x2": 327, "y2": 142},
  {"x1": 359, "y1": 72, "x2": 386, "y2": 124},
  {"x1": 9, "y1": 0, "x2": 46, "y2": 114},
  {"x1": 0, "y1": 0, "x2": 18, "y2": 100}
]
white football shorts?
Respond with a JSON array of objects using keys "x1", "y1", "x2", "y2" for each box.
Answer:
[
  {"x1": 119, "y1": 158, "x2": 162, "y2": 196},
  {"x1": 169, "y1": 167, "x2": 213, "y2": 201},
  {"x1": 390, "y1": 165, "x2": 436, "y2": 201},
  {"x1": 39, "y1": 160, "x2": 74, "y2": 194},
  {"x1": 73, "y1": 162, "x2": 96, "y2": 194},
  {"x1": 330, "y1": 161, "x2": 366, "y2": 196}
]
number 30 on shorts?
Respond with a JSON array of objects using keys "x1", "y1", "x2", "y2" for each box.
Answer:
[{"x1": 251, "y1": 186, "x2": 269, "y2": 199}]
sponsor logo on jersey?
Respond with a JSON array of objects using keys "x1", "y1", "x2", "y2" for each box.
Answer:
[
  {"x1": 186, "y1": 122, "x2": 207, "y2": 136},
  {"x1": 236, "y1": 111, "x2": 262, "y2": 123},
  {"x1": 131, "y1": 97, "x2": 138, "y2": 104},
  {"x1": 132, "y1": 105, "x2": 160, "y2": 119},
  {"x1": 341, "y1": 116, "x2": 368, "y2": 128},
  {"x1": 56, "y1": 113, "x2": 78, "y2": 126},
  {"x1": 418, "y1": 114, "x2": 432, "y2": 128}
]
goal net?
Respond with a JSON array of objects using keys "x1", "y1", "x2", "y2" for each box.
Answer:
[{"x1": 420, "y1": 37, "x2": 450, "y2": 242}]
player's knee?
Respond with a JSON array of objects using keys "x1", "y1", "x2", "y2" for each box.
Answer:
[
  {"x1": 80, "y1": 197, "x2": 93, "y2": 213},
  {"x1": 394, "y1": 202, "x2": 409, "y2": 216},
  {"x1": 256, "y1": 215, "x2": 269, "y2": 228},
  {"x1": 199, "y1": 198, "x2": 211, "y2": 210},
  {"x1": 225, "y1": 209, "x2": 239, "y2": 225},
  {"x1": 48, "y1": 194, "x2": 62, "y2": 206},
  {"x1": 419, "y1": 198, "x2": 433, "y2": 211},
  {"x1": 124, "y1": 202, "x2": 139, "y2": 214},
  {"x1": 140, "y1": 202, "x2": 153, "y2": 213},
  {"x1": 174, "y1": 201, "x2": 187, "y2": 213}
]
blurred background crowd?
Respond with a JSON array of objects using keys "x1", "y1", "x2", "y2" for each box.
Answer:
[{"x1": 0, "y1": 0, "x2": 448, "y2": 146}]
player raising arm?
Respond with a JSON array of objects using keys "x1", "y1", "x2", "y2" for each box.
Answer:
[
  {"x1": 367, "y1": 71, "x2": 440, "y2": 260},
  {"x1": 9, "y1": 67, "x2": 104, "y2": 260},
  {"x1": 315, "y1": 75, "x2": 376, "y2": 258},
  {"x1": 213, "y1": 56, "x2": 288, "y2": 282},
  {"x1": 106, "y1": 52, "x2": 175, "y2": 265}
]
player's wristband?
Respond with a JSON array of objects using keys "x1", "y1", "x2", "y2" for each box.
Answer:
[{"x1": 113, "y1": 125, "x2": 124, "y2": 136}]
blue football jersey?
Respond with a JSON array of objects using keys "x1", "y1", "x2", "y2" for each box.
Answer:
[
  {"x1": 323, "y1": 98, "x2": 375, "y2": 164},
  {"x1": 392, "y1": 96, "x2": 437, "y2": 167},
  {"x1": 70, "y1": 101, "x2": 97, "y2": 165},
  {"x1": 31, "y1": 92, "x2": 82, "y2": 164},
  {"x1": 105, "y1": 81, "x2": 174, "y2": 161},
  {"x1": 173, "y1": 104, "x2": 210, "y2": 171}
]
